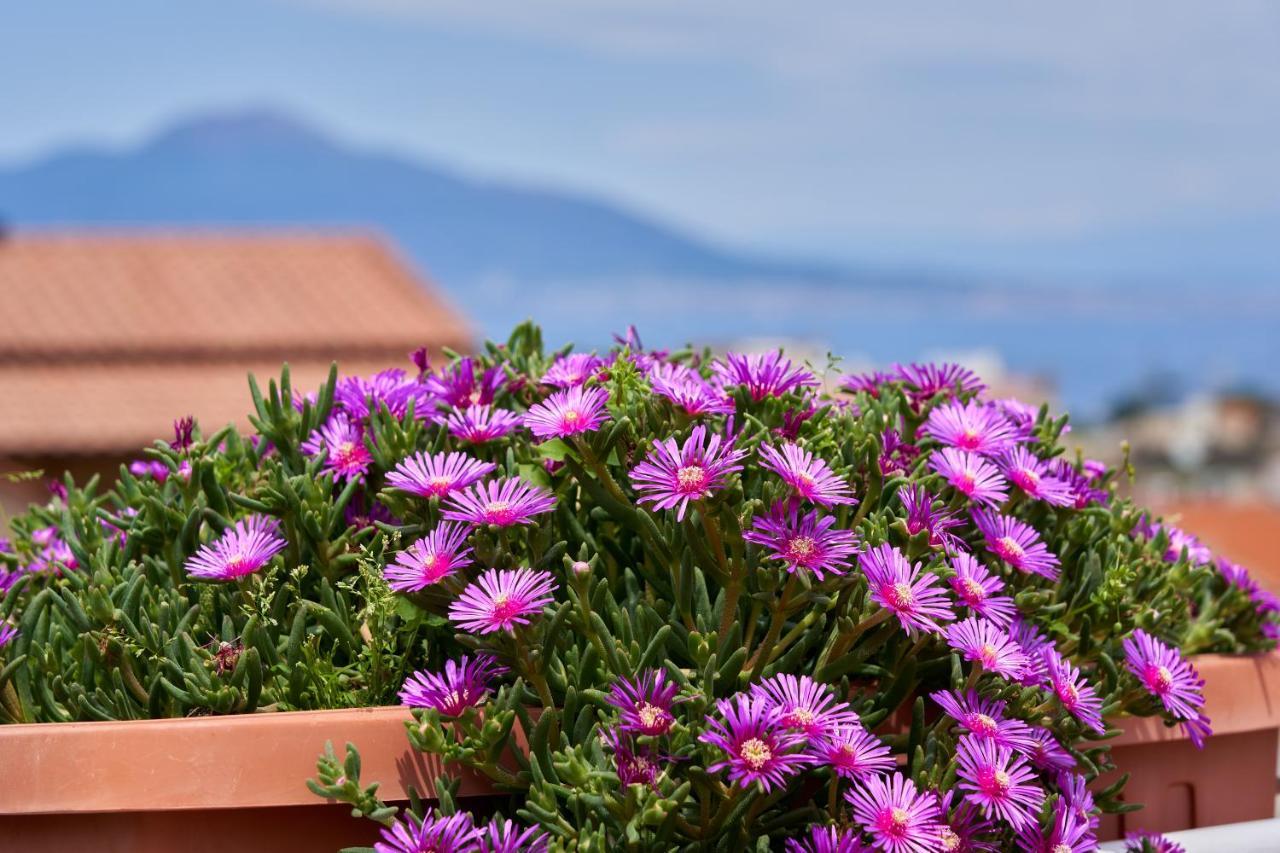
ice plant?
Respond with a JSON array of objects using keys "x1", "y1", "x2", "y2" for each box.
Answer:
[
  {"x1": 443, "y1": 477, "x2": 557, "y2": 527},
  {"x1": 1015, "y1": 801, "x2": 1095, "y2": 853},
  {"x1": 1124, "y1": 831, "x2": 1187, "y2": 853},
  {"x1": 539, "y1": 352, "x2": 604, "y2": 388},
  {"x1": 629, "y1": 424, "x2": 746, "y2": 521},
  {"x1": 946, "y1": 618, "x2": 1030, "y2": 680},
  {"x1": 647, "y1": 362, "x2": 735, "y2": 417},
  {"x1": 476, "y1": 817, "x2": 550, "y2": 853},
  {"x1": 301, "y1": 411, "x2": 374, "y2": 481},
  {"x1": 921, "y1": 400, "x2": 1020, "y2": 456},
  {"x1": 947, "y1": 553, "x2": 1016, "y2": 627},
  {"x1": 931, "y1": 690, "x2": 1035, "y2": 752},
  {"x1": 811, "y1": 721, "x2": 895, "y2": 780},
  {"x1": 784, "y1": 825, "x2": 874, "y2": 853},
  {"x1": 955, "y1": 735, "x2": 1044, "y2": 831},
  {"x1": 700, "y1": 693, "x2": 811, "y2": 792},
  {"x1": 845, "y1": 772, "x2": 942, "y2": 853},
  {"x1": 1024, "y1": 726, "x2": 1075, "y2": 772},
  {"x1": 972, "y1": 509, "x2": 1061, "y2": 581},
  {"x1": 898, "y1": 485, "x2": 963, "y2": 551},
  {"x1": 398, "y1": 653, "x2": 508, "y2": 716},
  {"x1": 386, "y1": 450, "x2": 497, "y2": 499},
  {"x1": 893, "y1": 361, "x2": 985, "y2": 402},
  {"x1": 184, "y1": 516, "x2": 287, "y2": 581},
  {"x1": 448, "y1": 568, "x2": 557, "y2": 634},
  {"x1": 743, "y1": 503, "x2": 858, "y2": 580},
  {"x1": 384, "y1": 522, "x2": 474, "y2": 592},
  {"x1": 374, "y1": 809, "x2": 480, "y2": 853},
  {"x1": 1044, "y1": 651, "x2": 1105, "y2": 733},
  {"x1": 444, "y1": 405, "x2": 523, "y2": 443},
  {"x1": 713, "y1": 351, "x2": 818, "y2": 401},
  {"x1": 859, "y1": 543, "x2": 955, "y2": 634},
  {"x1": 426, "y1": 356, "x2": 505, "y2": 409},
  {"x1": 608, "y1": 669, "x2": 679, "y2": 737},
  {"x1": 752, "y1": 673, "x2": 860, "y2": 741},
  {"x1": 996, "y1": 447, "x2": 1072, "y2": 507},
  {"x1": 0, "y1": 624, "x2": 17, "y2": 649},
  {"x1": 758, "y1": 442, "x2": 857, "y2": 507},
  {"x1": 1122, "y1": 629, "x2": 1207, "y2": 723},
  {"x1": 524, "y1": 385, "x2": 610, "y2": 439},
  {"x1": 930, "y1": 447, "x2": 1009, "y2": 508},
  {"x1": 605, "y1": 728, "x2": 663, "y2": 789}
]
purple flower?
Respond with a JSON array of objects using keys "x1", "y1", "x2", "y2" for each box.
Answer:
[
  {"x1": 878, "y1": 429, "x2": 920, "y2": 478},
  {"x1": 1016, "y1": 801, "x2": 1095, "y2": 853},
  {"x1": 1049, "y1": 458, "x2": 1109, "y2": 508},
  {"x1": 386, "y1": 451, "x2": 497, "y2": 499},
  {"x1": 930, "y1": 689, "x2": 1035, "y2": 753},
  {"x1": 374, "y1": 809, "x2": 479, "y2": 853},
  {"x1": 751, "y1": 673, "x2": 860, "y2": 741},
  {"x1": 443, "y1": 478, "x2": 557, "y2": 527},
  {"x1": 743, "y1": 503, "x2": 858, "y2": 580},
  {"x1": 384, "y1": 522, "x2": 474, "y2": 592},
  {"x1": 860, "y1": 543, "x2": 955, "y2": 635},
  {"x1": 476, "y1": 817, "x2": 549, "y2": 853},
  {"x1": 301, "y1": 411, "x2": 373, "y2": 481},
  {"x1": 996, "y1": 447, "x2": 1073, "y2": 507},
  {"x1": 647, "y1": 362, "x2": 735, "y2": 417},
  {"x1": 629, "y1": 425, "x2": 747, "y2": 521},
  {"x1": 898, "y1": 486, "x2": 963, "y2": 551},
  {"x1": 922, "y1": 400, "x2": 1020, "y2": 456},
  {"x1": 841, "y1": 370, "x2": 892, "y2": 398},
  {"x1": 1059, "y1": 771, "x2": 1100, "y2": 831},
  {"x1": 172, "y1": 415, "x2": 195, "y2": 451},
  {"x1": 1124, "y1": 831, "x2": 1187, "y2": 853},
  {"x1": 784, "y1": 825, "x2": 874, "y2": 853},
  {"x1": 444, "y1": 405, "x2": 523, "y2": 443},
  {"x1": 540, "y1": 352, "x2": 604, "y2": 388},
  {"x1": 129, "y1": 459, "x2": 170, "y2": 481},
  {"x1": 337, "y1": 368, "x2": 429, "y2": 420},
  {"x1": 948, "y1": 553, "x2": 1016, "y2": 628},
  {"x1": 399, "y1": 653, "x2": 508, "y2": 716},
  {"x1": 1135, "y1": 520, "x2": 1212, "y2": 566},
  {"x1": 1122, "y1": 629, "x2": 1206, "y2": 723},
  {"x1": 811, "y1": 721, "x2": 894, "y2": 780},
  {"x1": 605, "y1": 728, "x2": 663, "y2": 789},
  {"x1": 759, "y1": 443, "x2": 857, "y2": 507},
  {"x1": 1044, "y1": 651, "x2": 1105, "y2": 733},
  {"x1": 845, "y1": 772, "x2": 943, "y2": 853},
  {"x1": 955, "y1": 734, "x2": 1044, "y2": 832},
  {"x1": 972, "y1": 509, "x2": 1061, "y2": 581},
  {"x1": 426, "y1": 357, "x2": 505, "y2": 409},
  {"x1": 1009, "y1": 619, "x2": 1055, "y2": 686},
  {"x1": 946, "y1": 618, "x2": 1030, "y2": 680},
  {"x1": 0, "y1": 624, "x2": 18, "y2": 649},
  {"x1": 184, "y1": 516, "x2": 286, "y2": 581},
  {"x1": 892, "y1": 362, "x2": 985, "y2": 402},
  {"x1": 524, "y1": 385, "x2": 610, "y2": 440},
  {"x1": 930, "y1": 448, "x2": 1009, "y2": 508},
  {"x1": 608, "y1": 669, "x2": 679, "y2": 736},
  {"x1": 935, "y1": 789, "x2": 998, "y2": 853},
  {"x1": 699, "y1": 693, "x2": 811, "y2": 792},
  {"x1": 1181, "y1": 711, "x2": 1213, "y2": 749},
  {"x1": 713, "y1": 351, "x2": 819, "y2": 401},
  {"x1": 1024, "y1": 726, "x2": 1076, "y2": 772},
  {"x1": 448, "y1": 568, "x2": 557, "y2": 635}
]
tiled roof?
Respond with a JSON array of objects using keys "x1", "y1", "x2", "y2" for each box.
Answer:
[{"x1": 0, "y1": 232, "x2": 470, "y2": 456}]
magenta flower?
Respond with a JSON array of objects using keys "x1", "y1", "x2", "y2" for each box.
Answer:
[
  {"x1": 1124, "y1": 831, "x2": 1187, "y2": 853},
  {"x1": 448, "y1": 568, "x2": 558, "y2": 634},
  {"x1": 301, "y1": 412, "x2": 373, "y2": 481},
  {"x1": 948, "y1": 553, "x2": 1016, "y2": 628},
  {"x1": 1009, "y1": 618, "x2": 1055, "y2": 686},
  {"x1": 1024, "y1": 726, "x2": 1075, "y2": 772},
  {"x1": 1049, "y1": 458, "x2": 1109, "y2": 508},
  {"x1": 1016, "y1": 801, "x2": 1095, "y2": 853},
  {"x1": 972, "y1": 509, "x2": 1061, "y2": 581},
  {"x1": 398, "y1": 653, "x2": 508, "y2": 715},
  {"x1": 784, "y1": 825, "x2": 874, "y2": 853},
  {"x1": 443, "y1": 478, "x2": 557, "y2": 527},
  {"x1": 384, "y1": 522, "x2": 474, "y2": 592},
  {"x1": 1122, "y1": 629, "x2": 1206, "y2": 722},
  {"x1": 524, "y1": 385, "x2": 610, "y2": 440},
  {"x1": 608, "y1": 669, "x2": 679, "y2": 736},
  {"x1": 946, "y1": 618, "x2": 1030, "y2": 680},
  {"x1": 930, "y1": 448, "x2": 1009, "y2": 508},
  {"x1": 860, "y1": 543, "x2": 955, "y2": 635},
  {"x1": 648, "y1": 362, "x2": 734, "y2": 417},
  {"x1": 751, "y1": 673, "x2": 859, "y2": 741},
  {"x1": 845, "y1": 772, "x2": 943, "y2": 853},
  {"x1": 337, "y1": 368, "x2": 429, "y2": 420},
  {"x1": 878, "y1": 429, "x2": 920, "y2": 478},
  {"x1": 758, "y1": 442, "x2": 857, "y2": 507},
  {"x1": 1134, "y1": 519, "x2": 1212, "y2": 565},
  {"x1": 743, "y1": 503, "x2": 858, "y2": 580},
  {"x1": 184, "y1": 516, "x2": 287, "y2": 581},
  {"x1": 629, "y1": 425, "x2": 747, "y2": 521},
  {"x1": 935, "y1": 790, "x2": 998, "y2": 853},
  {"x1": 130, "y1": 459, "x2": 169, "y2": 481},
  {"x1": 699, "y1": 693, "x2": 811, "y2": 792},
  {"x1": 713, "y1": 351, "x2": 819, "y2": 401},
  {"x1": 922, "y1": 400, "x2": 1020, "y2": 456},
  {"x1": 0, "y1": 624, "x2": 17, "y2": 649},
  {"x1": 1059, "y1": 771, "x2": 1100, "y2": 832},
  {"x1": 892, "y1": 361, "x2": 985, "y2": 402},
  {"x1": 540, "y1": 352, "x2": 604, "y2": 388},
  {"x1": 930, "y1": 690, "x2": 1035, "y2": 753},
  {"x1": 386, "y1": 450, "x2": 497, "y2": 499},
  {"x1": 898, "y1": 486, "x2": 963, "y2": 551},
  {"x1": 955, "y1": 734, "x2": 1044, "y2": 831},
  {"x1": 841, "y1": 370, "x2": 892, "y2": 398},
  {"x1": 1044, "y1": 651, "x2": 1105, "y2": 733},
  {"x1": 605, "y1": 728, "x2": 663, "y2": 789},
  {"x1": 811, "y1": 721, "x2": 894, "y2": 780},
  {"x1": 444, "y1": 405, "x2": 523, "y2": 443},
  {"x1": 996, "y1": 447, "x2": 1073, "y2": 507},
  {"x1": 374, "y1": 809, "x2": 479, "y2": 853},
  {"x1": 476, "y1": 818, "x2": 549, "y2": 853},
  {"x1": 426, "y1": 356, "x2": 505, "y2": 409}
]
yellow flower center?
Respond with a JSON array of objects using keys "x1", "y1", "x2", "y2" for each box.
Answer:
[{"x1": 739, "y1": 737, "x2": 772, "y2": 770}]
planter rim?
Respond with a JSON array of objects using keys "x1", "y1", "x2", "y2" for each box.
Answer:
[{"x1": 0, "y1": 704, "x2": 499, "y2": 816}]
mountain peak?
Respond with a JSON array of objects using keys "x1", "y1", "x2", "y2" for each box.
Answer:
[{"x1": 145, "y1": 108, "x2": 334, "y2": 155}]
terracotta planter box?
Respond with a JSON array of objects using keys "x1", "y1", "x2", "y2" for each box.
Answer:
[
  {"x1": 0, "y1": 706, "x2": 505, "y2": 853},
  {"x1": 1096, "y1": 652, "x2": 1280, "y2": 840}
]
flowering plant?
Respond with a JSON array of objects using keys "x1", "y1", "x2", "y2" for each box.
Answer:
[{"x1": 1, "y1": 323, "x2": 1275, "y2": 852}]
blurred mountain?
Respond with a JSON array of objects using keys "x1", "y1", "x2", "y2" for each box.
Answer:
[{"x1": 0, "y1": 108, "x2": 885, "y2": 287}]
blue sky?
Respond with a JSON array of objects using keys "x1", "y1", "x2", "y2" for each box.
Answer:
[{"x1": 4, "y1": 1, "x2": 1280, "y2": 279}]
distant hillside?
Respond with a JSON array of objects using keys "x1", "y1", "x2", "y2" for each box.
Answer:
[{"x1": 0, "y1": 109, "x2": 863, "y2": 287}]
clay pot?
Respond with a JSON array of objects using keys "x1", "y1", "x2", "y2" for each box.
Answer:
[
  {"x1": 0, "y1": 705, "x2": 506, "y2": 853},
  {"x1": 1096, "y1": 652, "x2": 1280, "y2": 840}
]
